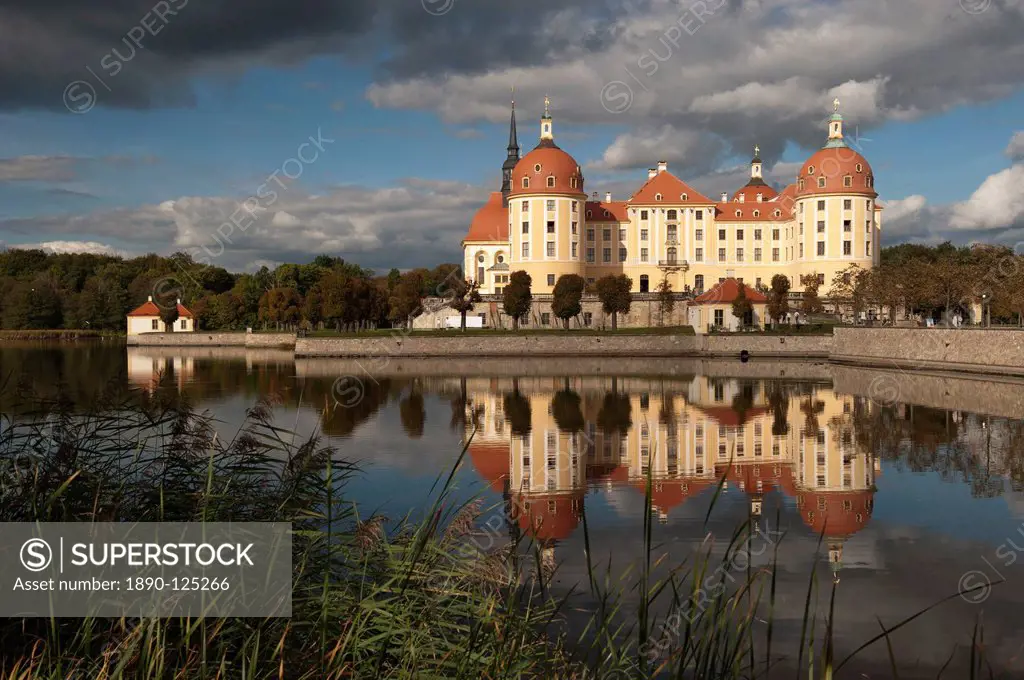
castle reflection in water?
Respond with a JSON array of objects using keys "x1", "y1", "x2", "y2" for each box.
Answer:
[{"x1": 464, "y1": 376, "x2": 880, "y2": 577}]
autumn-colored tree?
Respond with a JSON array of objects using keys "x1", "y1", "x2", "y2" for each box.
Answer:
[
  {"x1": 829, "y1": 264, "x2": 869, "y2": 318},
  {"x1": 595, "y1": 274, "x2": 633, "y2": 330},
  {"x1": 767, "y1": 274, "x2": 790, "y2": 325},
  {"x1": 502, "y1": 270, "x2": 532, "y2": 330},
  {"x1": 258, "y1": 287, "x2": 303, "y2": 329},
  {"x1": 389, "y1": 271, "x2": 424, "y2": 329},
  {"x1": 551, "y1": 274, "x2": 586, "y2": 329}
]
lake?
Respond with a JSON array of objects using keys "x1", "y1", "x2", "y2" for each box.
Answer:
[{"x1": 4, "y1": 342, "x2": 1024, "y2": 677}]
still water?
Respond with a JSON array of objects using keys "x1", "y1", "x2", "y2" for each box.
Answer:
[{"x1": 5, "y1": 343, "x2": 1024, "y2": 676}]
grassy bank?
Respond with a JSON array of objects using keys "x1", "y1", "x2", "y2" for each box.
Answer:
[{"x1": 0, "y1": 380, "x2": 988, "y2": 678}]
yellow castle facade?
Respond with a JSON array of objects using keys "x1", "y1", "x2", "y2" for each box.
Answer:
[{"x1": 463, "y1": 98, "x2": 882, "y2": 296}]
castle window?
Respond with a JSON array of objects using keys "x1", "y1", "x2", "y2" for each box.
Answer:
[
  {"x1": 808, "y1": 166, "x2": 815, "y2": 175},
  {"x1": 547, "y1": 220, "x2": 555, "y2": 234},
  {"x1": 522, "y1": 242, "x2": 529, "y2": 257},
  {"x1": 570, "y1": 177, "x2": 578, "y2": 189},
  {"x1": 641, "y1": 210, "x2": 649, "y2": 220},
  {"x1": 696, "y1": 210, "x2": 703, "y2": 220},
  {"x1": 695, "y1": 248, "x2": 703, "y2": 262},
  {"x1": 477, "y1": 254, "x2": 485, "y2": 263},
  {"x1": 843, "y1": 175, "x2": 852, "y2": 188},
  {"x1": 798, "y1": 179, "x2": 805, "y2": 191},
  {"x1": 667, "y1": 209, "x2": 677, "y2": 220},
  {"x1": 522, "y1": 200, "x2": 529, "y2": 210},
  {"x1": 817, "y1": 200, "x2": 825, "y2": 211},
  {"x1": 752, "y1": 210, "x2": 760, "y2": 218},
  {"x1": 619, "y1": 248, "x2": 627, "y2": 262},
  {"x1": 522, "y1": 221, "x2": 528, "y2": 234},
  {"x1": 737, "y1": 229, "x2": 744, "y2": 239},
  {"x1": 774, "y1": 210, "x2": 781, "y2": 217},
  {"x1": 655, "y1": 193, "x2": 663, "y2": 201},
  {"x1": 817, "y1": 177, "x2": 826, "y2": 188},
  {"x1": 604, "y1": 210, "x2": 610, "y2": 217},
  {"x1": 522, "y1": 177, "x2": 529, "y2": 189},
  {"x1": 867, "y1": 175, "x2": 874, "y2": 187},
  {"x1": 534, "y1": 163, "x2": 542, "y2": 172},
  {"x1": 547, "y1": 274, "x2": 555, "y2": 286},
  {"x1": 547, "y1": 176, "x2": 556, "y2": 188},
  {"x1": 844, "y1": 199, "x2": 852, "y2": 210},
  {"x1": 681, "y1": 193, "x2": 688, "y2": 201},
  {"x1": 587, "y1": 228, "x2": 594, "y2": 241},
  {"x1": 572, "y1": 201, "x2": 578, "y2": 212},
  {"x1": 586, "y1": 210, "x2": 592, "y2": 218},
  {"x1": 696, "y1": 228, "x2": 703, "y2": 240},
  {"x1": 546, "y1": 242, "x2": 555, "y2": 257},
  {"x1": 843, "y1": 240, "x2": 852, "y2": 256},
  {"x1": 496, "y1": 255, "x2": 504, "y2": 263},
  {"x1": 735, "y1": 210, "x2": 742, "y2": 217},
  {"x1": 546, "y1": 199, "x2": 555, "y2": 211},
  {"x1": 856, "y1": 163, "x2": 863, "y2": 172},
  {"x1": 817, "y1": 242, "x2": 825, "y2": 256},
  {"x1": 754, "y1": 229, "x2": 761, "y2": 240}
]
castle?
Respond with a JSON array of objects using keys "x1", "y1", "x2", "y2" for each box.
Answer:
[{"x1": 463, "y1": 97, "x2": 882, "y2": 298}]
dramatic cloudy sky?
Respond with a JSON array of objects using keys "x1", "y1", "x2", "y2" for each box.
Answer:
[{"x1": 0, "y1": 0, "x2": 1022, "y2": 271}]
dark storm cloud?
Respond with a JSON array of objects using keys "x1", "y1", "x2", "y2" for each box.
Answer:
[{"x1": 0, "y1": 0, "x2": 379, "y2": 110}]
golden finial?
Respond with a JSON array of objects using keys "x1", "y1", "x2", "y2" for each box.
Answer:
[
  {"x1": 754, "y1": 144, "x2": 760, "y2": 157},
  {"x1": 833, "y1": 97, "x2": 841, "y2": 113}
]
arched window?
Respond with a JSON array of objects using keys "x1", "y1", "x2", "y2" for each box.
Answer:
[
  {"x1": 655, "y1": 193, "x2": 663, "y2": 201},
  {"x1": 817, "y1": 177, "x2": 826, "y2": 188},
  {"x1": 774, "y1": 209, "x2": 781, "y2": 217},
  {"x1": 667, "y1": 209, "x2": 677, "y2": 220},
  {"x1": 736, "y1": 210, "x2": 742, "y2": 217},
  {"x1": 522, "y1": 177, "x2": 530, "y2": 189},
  {"x1": 799, "y1": 179, "x2": 805, "y2": 191},
  {"x1": 667, "y1": 246, "x2": 677, "y2": 263},
  {"x1": 547, "y1": 176, "x2": 556, "y2": 188},
  {"x1": 586, "y1": 210, "x2": 592, "y2": 218},
  {"x1": 681, "y1": 193, "x2": 688, "y2": 201},
  {"x1": 753, "y1": 210, "x2": 760, "y2": 218}
]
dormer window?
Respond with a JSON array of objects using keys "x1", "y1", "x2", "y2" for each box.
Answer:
[
  {"x1": 817, "y1": 177, "x2": 826, "y2": 188},
  {"x1": 522, "y1": 177, "x2": 530, "y2": 189},
  {"x1": 547, "y1": 176, "x2": 556, "y2": 188},
  {"x1": 569, "y1": 177, "x2": 578, "y2": 189},
  {"x1": 774, "y1": 210, "x2": 781, "y2": 217},
  {"x1": 655, "y1": 193, "x2": 663, "y2": 201},
  {"x1": 735, "y1": 210, "x2": 742, "y2": 217},
  {"x1": 604, "y1": 210, "x2": 610, "y2": 217},
  {"x1": 856, "y1": 163, "x2": 863, "y2": 172},
  {"x1": 756, "y1": 193, "x2": 763, "y2": 202},
  {"x1": 586, "y1": 210, "x2": 592, "y2": 218},
  {"x1": 843, "y1": 175, "x2": 852, "y2": 188},
  {"x1": 799, "y1": 179, "x2": 805, "y2": 191},
  {"x1": 739, "y1": 194, "x2": 745, "y2": 203},
  {"x1": 753, "y1": 210, "x2": 760, "y2": 217},
  {"x1": 808, "y1": 166, "x2": 815, "y2": 175},
  {"x1": 681, "y1": 193, "x2": 688, "y2": 201},
  {"x1": 867, "y1": 175, "x2": 874, "y2": 187},
  {"x1": 534, "y1": 163, "x2": 542, "y2": 172}
]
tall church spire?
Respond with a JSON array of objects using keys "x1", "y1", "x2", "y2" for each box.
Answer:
[{"x1": 501, "y1": 90, "x2": 520, "y2": 206}]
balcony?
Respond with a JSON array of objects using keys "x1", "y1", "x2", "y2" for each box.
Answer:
[{"x1": 658, "y1": 259, "x2": 689, "y2": 269}]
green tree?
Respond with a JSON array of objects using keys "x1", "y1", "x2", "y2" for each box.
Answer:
[
  {"x1": 502, "y1": 270, "x2": 532, "y2": 330},
  {"x1": 551, "y1": 274, "x2": 585, "y2": 329},
  {"x1": 731, "y1": 283, "x2": 753, "y2": 326},
  {"x1": 799, "y1": 274, "x2": 824, "y2": 317},
  {"x1": 448, "y1": 278, "x2": 482, "y2": 331},
  {"x1": 595, "y1": 274, "x2": 633, "y2": 330},
  {"x1": 389, "y1": 271, "x2": 424, "y2": 329},
  {"x1": 767, "y1": 274, "x2": 791, "y2": 326},
  {"x1": 656, "y1": 275, "x2": 674, "y2": 326}
]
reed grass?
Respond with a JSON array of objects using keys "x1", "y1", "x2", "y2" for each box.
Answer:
[{"x1": 0, "y1": 376, "x2": 995, "y2": 679}]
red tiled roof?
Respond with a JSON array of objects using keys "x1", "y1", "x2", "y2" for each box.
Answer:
[
  {"x1": 693, "y1": 277, "x2": 768, "y2": 305},
  {"x1": 464, "y1": 192, "x2": 509, "y2": 243},
  {"x1": 630, "y1": 476, "x2": 716, "y2": 514},
  {"x1": 468, "y1": 442, "x2": 510, "y2": 493},
  {"x1": 797, "y1": 489, "x2": 874, "y2": 538},
  {"x1": 797, "y1": 147, "x2": 876, "y2": 198},
  {"x1": 509, "y1": 144, "x2": 586, "y2": 197},
  {"x1": 628, "y1": 170, "x2": 713, "y2": 205},
  {"x1": 584, "y1": 200, "x2": 629, "y2": 222},
  {"x1": 732, "y1": 182, "x2": 778, "y2": 203},
  {"x1": 128, "y1": 300, "x2": 194, "y2": 318},
  {"x1": 512, "y1": 491, "x2": 583, "y2": 542},
  {"x1": 714, "y1": 202, "x2": 787, "y2": 223},
  {"x1": 695, "y1": 405, "x2": 769, "y2": 427}
]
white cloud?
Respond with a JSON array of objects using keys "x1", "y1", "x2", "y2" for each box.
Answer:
[
  {"x1": 1007, "y1": 131, "x2": 1024, "y2": 161},
  {"x1": 949, "y1": 164, "x2": 1024, "y2": 231},
  {"x1": 17, "y1": 240, "x2": 126, "y2": 256}
]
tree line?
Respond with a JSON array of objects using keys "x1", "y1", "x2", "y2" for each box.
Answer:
[{"x1": 0, "y1": 249, "x2": 462, "y2": 332}]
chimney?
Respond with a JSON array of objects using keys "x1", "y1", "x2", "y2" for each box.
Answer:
[
  {"x1": 605, "y1": 191, "x2": 612, "y2": 203},
  {"x1": 648, "y1": 168, "x2": 657, "y2": 180},
  {"x1": 720, "y1": 192, "x2": 728, "y2": 202},
  {"x1": 657, "y1": 160, "x2": 668, "y2": 174}
]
